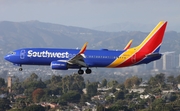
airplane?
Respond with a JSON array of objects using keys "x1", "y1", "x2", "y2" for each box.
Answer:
[{"x1": 4, "y1": 21, "x2": 167, "y2": 75}]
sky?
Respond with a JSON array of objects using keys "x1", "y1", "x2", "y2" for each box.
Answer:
[{"x1": 0, "y1": 0, "x2": 180, "y2": 31}]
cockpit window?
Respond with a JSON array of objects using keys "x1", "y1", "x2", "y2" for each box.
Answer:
[{"x1": 8, "y1": 51, "x2": 16, "y2": 55}]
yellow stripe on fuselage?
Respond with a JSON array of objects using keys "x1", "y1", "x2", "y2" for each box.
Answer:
[
  {"x1": 107, "y1": 47, "x2": 137, "y2": 68},
  {"x1": 107, "y1": 21, "x2": 165, "y2": 68}
]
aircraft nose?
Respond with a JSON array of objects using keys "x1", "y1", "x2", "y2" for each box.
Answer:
[{"x1": 4, "y1": 55, "x2": 10, "y2": 61}]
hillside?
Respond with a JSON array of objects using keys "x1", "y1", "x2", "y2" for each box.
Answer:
[{"x1": 1, "y1": 21, "x2": 180, "y2": 52}]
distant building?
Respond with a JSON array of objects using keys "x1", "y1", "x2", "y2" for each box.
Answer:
[
  {"x1": 7, "y1": 76, "x2": 12, "y2": 93},
  {"x1": 129, "y1": 88, "x2": 145, "y2": 93}
]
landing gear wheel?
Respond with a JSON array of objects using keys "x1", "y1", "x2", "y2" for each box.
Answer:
[
  {"x1": 19, "y1": 67, "x2": 23, "y2": 71},
  {"x1": 85, "y1": 69, "x2": 92, "y2": 74},
  {"x1": 78, "y1": 69, "x2": 84, "y2": 75}
]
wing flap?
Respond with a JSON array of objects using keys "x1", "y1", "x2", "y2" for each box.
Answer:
[{"x1": 67, "y1": 42, "x2": 88, "y2": 67}]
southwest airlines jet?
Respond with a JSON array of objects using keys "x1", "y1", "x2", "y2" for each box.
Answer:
[{"x1": 4, "y1": 21, "x2": 167, "y2": 75}]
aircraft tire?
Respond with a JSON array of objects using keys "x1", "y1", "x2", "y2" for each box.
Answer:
[
  {"x1": 19, "y1": 67, "x2": 23, "y2": 71},
  {"x1": 86, "y1": 69, "x2": 92, "y2": 74},
  {"x1": 78, "y1": 69, "x2": 84, "y2": 75}
]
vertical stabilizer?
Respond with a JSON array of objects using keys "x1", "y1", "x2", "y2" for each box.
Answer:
[{"x1": 137, "y1": 21, "x2": 167, "y2": 53}]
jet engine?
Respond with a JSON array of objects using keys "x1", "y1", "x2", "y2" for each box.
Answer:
[{"x1": 51, "y1": 61, "x2": 68, "y2": 70}]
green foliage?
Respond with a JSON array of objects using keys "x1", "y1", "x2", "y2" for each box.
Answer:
[
  {"x1": 32, "y1": 88, "x2": 45, "y2": 103},
  {"x1": 0, "y1": 78, "x2": 5, "y2": 87},
  {"x1": 80, "y1": 94, "x2": 90, "y2": 105},
  {"x1": 176, "y1": 74, "x2": 180, "y2": 84},
  {"x1": 96, "y1": 103, "x2": 104, "y2": 111},
  {"x1": 23, "y1": 80, "x2": 46, "y2": 89},
  {"x1": 124, "y1": 76, "x2": 141, "y2": 88},
  {"x1": 5, "y1": 72, "x2": 180, "y2": 111},
  {"x1": 167, "y1": 75, "x2": 175, "y2": 83},
  {"x1": 8, "y1": 109, "x2": 22, "y2": 111},
  {"x1": 105, "y1": 96, "x2": 114, "y2": 104},
  {"x1": 0, "y1": 98, "x2": 11, "y2": 110},
  {"x1": 13, "y1": 98, "x2": 26, "y2": 109},
  {"x1": 61, "y1": 74, "x2": 85, "y2": 94},
  {"x1": 114, "y1": 91, "x2": 124, "y2": 101},
  {"x1": 30, "y1": 73, "x2": 38, "y2": 81},
  {"x1": 50, "y1": 75, "x2": 62, "y2": 84},
  {"x1": 60, "y1": 90, "x2": 81, "y2": 103},
  {"x1": 107, "y1": 100, "x2": 128, "y2": 111},
  {"x1": 101, "y1": 79, "x2": 107, "y2": 87},
  {"x1": 107, "y1": 80, "x2": 118, "y2": 87},
  {"x1": 23, "y1": 105, "x2": 45, "y2": 111},
  {"x1": 150, "y1": 98, "x2": 174, "y2": 111},
  {"x1": 86, "y1": 82, "x2": 98, "y2": 97},
  {"x1": 149, "y1": 73, "x2": 165, "y2": 88}
]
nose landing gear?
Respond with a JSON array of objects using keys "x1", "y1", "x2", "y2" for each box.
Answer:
[
  {"x1": 19, "y1": 65, "x2": 23, "y2": 71},
  {"x1": 19, "y1": 67, "x2": 23, "y2": 71}
]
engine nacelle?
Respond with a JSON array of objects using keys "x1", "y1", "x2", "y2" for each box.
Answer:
[{"x1": 51, "y1": 61, "x2": 68, "y2": 70}]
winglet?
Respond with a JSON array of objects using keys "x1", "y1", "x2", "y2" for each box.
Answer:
[
  {"x1": 79, "y1": 42, "x2": 88, "y2": 54},
  {"x1": 124, "y1": 39, "x2": 133, "y2": 50}
]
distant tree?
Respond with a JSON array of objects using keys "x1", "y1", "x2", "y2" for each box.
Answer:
[
  {"x1": 107, "y1": 80, "x2": 118, "y2": 87},
  {"x1": 12, "y1": 77, "x2": 24, "y2": 94},
  {"x1": 148, "y1": 73, "x2": 165, "y2": 89},
  {"x1": 0, "y1": 98, "x2": 11, "y2": 110},
  {"x1": 23, "y1": 105, "x2": 45, "y2": 111},
  {"x1": 86, "y1": 82, "x2": 98, "y2": 97},
  {"x1": 124, "y1": 78, "x2": 131, "y2": 88},
  {"x1": 24, "y1": 87, "x2": 35, "y2": 97},
  {"x1": 8, "y1": 109, "x2": 22, "y2": 111},
  {"x1": 32, "y1": 88, "x2": 45, "y2": 103},
  {"x1": 80, "y1": 94, "x2": 88, "y2": 105},
  {"x1": 36, "y1": 79, "x2": 46, "y2": 88},
  {"x1": 30, "y1": 73, "x2": 38, "y2": 81},
  {"x1": 124, "y1": 76, "x2": 141, "y2": 88},
  {"x1": 105, "y1": 96, "x2": 114, "y2": 104},
  {"x1": 167, "y1": 75, "x2": 175, "y2": 83},
  {"x1": 60, "y1": 90, "x2": 81, "y2": 103},
  {"x1": 0, "y1": 78, "x2": 5, "y2": 87},
  {"x1": 117, "y1": 83, "x2": 125, "y2": 90},
  {"x1": 114, "y1": 91, "x2": 124, "y2": 101},
  {"x1": 13, "y1": 98, "x2": 26, "y2": 109},
  {"x1": 151, "y1": 98, "x2": 173, "y2": 111},
  {"x1": 101, "y1": 79, "x2": 107, "y2": 87},
  {"x1": 108, "y1": 87, "x2": 116, "y2": 93},
  {"x1": 96, "y1": 103, "x2": 104, "y2": 111},
  {"x1": 176, "y1": 74, "x2": 180, "y2": 84},
  {"x1": 50, "y1": 75, "x2": 62, "y2": 84},
  {"x1": 108, "y1": 100, "x2": 128, "y2": 111}
]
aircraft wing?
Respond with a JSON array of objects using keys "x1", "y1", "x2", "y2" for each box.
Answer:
[
  {"x1": 67, "y1": 42, "x2": 88, "y2": 67},
  {"x1": 124, "y1": 39, "x2": 133, "y2": 50}
]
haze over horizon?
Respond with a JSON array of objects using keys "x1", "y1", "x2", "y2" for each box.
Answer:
[{"x1": 0, "y1": 0, "x2": 180, "y2": 31}]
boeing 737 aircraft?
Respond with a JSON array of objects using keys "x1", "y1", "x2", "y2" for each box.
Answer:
[{"x1": 4, "y1": 21, "x2": 167, "y2": 75}]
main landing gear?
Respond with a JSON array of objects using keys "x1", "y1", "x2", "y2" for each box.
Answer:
[{"x1": 78, "y1": 68, "x2": 92, "y2": 75}]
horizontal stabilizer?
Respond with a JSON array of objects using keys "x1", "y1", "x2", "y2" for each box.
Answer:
[{"x1": 146, "y1": 53, "x2": 162, "y2": 58}]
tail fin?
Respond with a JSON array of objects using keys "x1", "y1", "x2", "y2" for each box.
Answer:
[
  {"x1": 124, "y1": 39, "x2": 133, "y2": 50},
  {"x1": 137, "y1": 21, "x2": 167, "y2": 53}
]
